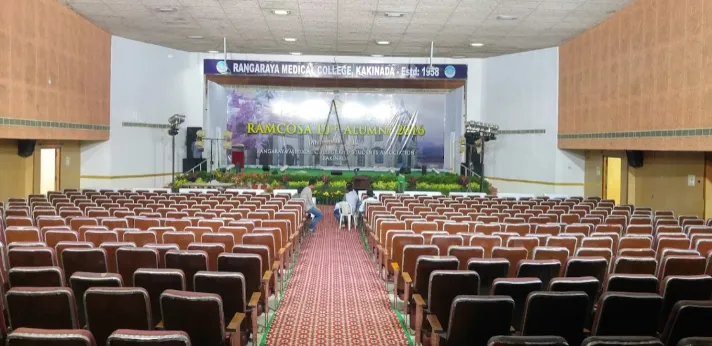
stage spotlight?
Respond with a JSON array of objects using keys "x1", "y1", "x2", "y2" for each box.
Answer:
[{"x1": 353, "y1": 168, "x2": 360, "y2": 175}]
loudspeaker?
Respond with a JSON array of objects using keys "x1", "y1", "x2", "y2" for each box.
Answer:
[
  {"x1": 331, "y1": 170, "x2": 343, "y2": 176},
  {"x1": 262, "y1": 165, "x2": 270, "y2": 172},
  {"x1": 17, "y1": 140, "x2": 36, "y2": 158},
  {"x1": 421, "y1": 165, "x2": 427, "y2": 176},
  {"x1": 626, "y1": 150, "x2": 644, "y2": 168}
]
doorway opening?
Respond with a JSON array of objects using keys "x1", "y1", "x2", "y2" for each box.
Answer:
[
  {"x1": 603, "y1": 156, "x2": 622, "y2": 204},
  {"x1": 40, "y1": 148, "x2": 61, "y2": 195}
]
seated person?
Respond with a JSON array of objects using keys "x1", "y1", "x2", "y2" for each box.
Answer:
[
  {"x1": 358, "y1": 189, "x2": 378, "y2": 214},
  {"x1": 334, "y1": 184, "x2": 359, "y2": 227}
]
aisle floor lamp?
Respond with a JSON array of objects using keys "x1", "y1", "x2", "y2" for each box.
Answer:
[
  {"x1": 465, "y1": 121, "x2": 499, "y2": 193},
  {"x1": 168, "y1": 114, "x2": 186, "y2": 190}
]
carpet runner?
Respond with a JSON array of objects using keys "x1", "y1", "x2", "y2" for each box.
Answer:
[{"x1": 264, "y1": 206, "x2": 409, "y2": 345}]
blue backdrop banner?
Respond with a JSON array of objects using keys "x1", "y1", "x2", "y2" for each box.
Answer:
[{"x1": 204, "y1": 59, "x2": 467, "y2": 80}]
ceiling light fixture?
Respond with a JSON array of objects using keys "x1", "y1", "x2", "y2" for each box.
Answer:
[
  {"x1": 272, "y1": 9, "x2": 291, "y2": 15},
  {"x1": 452, "y1": 55, "x2": 466, "y2": 58},
  {"x1": 157, "y1": 7, "x2": 177, "y2": 12},
  {"x1": 470, "y1": 43, "x2": 484, "y2": 47},
  {"x1": 290, "y1": 52, "x2": 302, "y2": 55},
  {"x1": 371, "y1": 54, "x2": 384, "y2": 57},
  {"x1": 187, "y1": 35, "x2": 203, "y2": 39},
  {"x1": 496, "y1": 15, "x2": 518, "y2": 20},
  {"x1": 208, "y1": 50, "x2": 220, "y2": 54},
  {"x1": 284, "y1": 37, "x2": 297, "y2": 42},
  {"x1": 376, "y1": 40, "x2": 390, "y2": 45},
  {"x1": 384, "y1": 12, "x2": 404, "y2": 17}
]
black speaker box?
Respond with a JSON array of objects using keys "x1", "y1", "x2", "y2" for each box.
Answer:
[
  {"x1": 626, "y1": 150, "x2": 644, "y2": 168},
  {"x1": 17, "y1": 140, "x2": 36, "y2": 158},
  {"x1": 331, "y1": 170, "x2": 343, "y2": 176}
]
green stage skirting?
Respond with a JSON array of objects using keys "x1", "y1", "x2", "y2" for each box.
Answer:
[{"x1": 173, "y1": 167, "x2": 490, "y2": 204}]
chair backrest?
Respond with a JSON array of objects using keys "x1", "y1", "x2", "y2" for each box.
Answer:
[
  {"x1": 516, "y1": 260, "x2": 561, "y2": 288},
  {"x1": 8, "y1": 266, "x2": 65, "y2": 288},
  {"x1": 521, "y1": 291, "x2": 589, "y2": 345},
  {"x1": 489, "y1": 336, "x2": 568, "y2": 346},
  {"x1": 413, "y1": 256, "x2": 459, "y2": 296},
  {"x1": 448, "y1": 246, "x2": 485, "y2": 270},
  {"x1": 106, "y1": 330, "x2": 191, "y2": 346},
  {"x1": 133, "y1": 268, "x2": 186, "y2": 327},
  {"x1": 446, "y1": 295, "x2": 514, "y2": 346},
  {"x1": 164, "y1": 250, "x2": 208, "y2": 291},
  {"x1": 592, "y1": 292, "x2": 663, "y2": 336},
  {"x1": 7, "y1": 287, "x2": 79, "y2": 329},
  {"x1": 84, "y1": 287, "x2": 152, "y2": 346},
  {"x1": 604, "y1": 274, "x2": 659, "y2": 294},
  {"x1": 7, "y1": 328, "x2": 97, "y2": 346},
  {"x1": 69, "y1": 272, "x2": 124, "y2": 327},
  {"x1": 160, "y1": 290, "x2": 225, "y2": 345},
  {"x1": 193, "y1": 271, "x2": 247, "y2": 324},
  {"x1": 468, "y1": 258, "x2": 510, "y2": 293},
  {"x1": 660, "y1": 300, "x2": 712, "y2": 346},
  {"x1": 428, "y1": 270, "x2": 480, "y2": 331},
  {"x1": 612, "y1": 256, "x2": 657, "y2": 275},
  {"x1": 492, "y1": 277, "x2": 544, "y2": 330},
  {"x1": 581, "y1": 336, "x2": 663, "y2": 346},
  {"x1": 660, "y1": 275, "x2": 712, "y2": 331},
  {"x1": 8, "y1": 246, "x2": 56, "y2": 268},
  {"x1": 217, "y1": 253, "x2": 262, "y2": 299},
  {"x1": 61, "y1": 248, "x2": 108, "y2": 282}
]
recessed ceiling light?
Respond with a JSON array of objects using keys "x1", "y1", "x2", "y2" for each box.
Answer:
[
  {"x1": 157, "y1": 7, "x2": 177, "y2": 12},
  {"x1": 470, "y1": 43, "x2": 484, "y2": 47},
  {"x1": 208, "y1": 50, "x2": 220, "y2": 54},
  {"x1": 284, "y1": 37, "x2": 297, "y2": 42},
  {"x1": 272, "y1": 9, "x2": 291, "y2": 16},
  {"x1": 290, "y1": 52, "x2": 302, "y2": 55},
  {"x1": 376, "y1": 40, "x2": 390, "y2": 45},
  {"x1": 496, "y1": 15, "x2": 518, "y2": 20},
  {"x1": 384, "y1": 12, "x2": 404, "y2": 17},
  {"x1": 371, "y1": 54, "x2": 384, "y2": 57},
  {"x1": 167, "y1": 54, "x2": 174, "y2": 59},
  {"x1": 187, "y1": 35, "x2": 203, "y2": 39},
  {"x1": 452, "y1": 55, "x2": 466, "y2": 58}
]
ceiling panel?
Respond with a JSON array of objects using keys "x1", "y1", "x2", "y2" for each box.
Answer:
[{"x1": 60, "y1": 0, "x2": 634, "y2": 57}]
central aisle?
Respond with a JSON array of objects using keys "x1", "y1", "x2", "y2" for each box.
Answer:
[{"x1": 264, "y1": 206, "x2": 410, "y2": 346}]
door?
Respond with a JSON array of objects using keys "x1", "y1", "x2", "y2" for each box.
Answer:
[
  {"x1": 603, "y1": 156, "x2": 622, "y2": 204},
  {"x1": 39, "y1": 148, "x2": 61, "y2": 195}
]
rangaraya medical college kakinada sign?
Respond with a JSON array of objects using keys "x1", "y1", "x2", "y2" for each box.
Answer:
[{"x1": 203, "y1": 59, "x2": 468, "y2": 80}]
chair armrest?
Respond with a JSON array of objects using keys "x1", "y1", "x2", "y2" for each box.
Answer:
[
  {"x1": 249, "y1": 292, "x2": 261, "y2": 308},
  {"x1": 278, "y1": 248, "x2": 286, "y2": 257},
  {"x1": 227, "y1": 312, "x2": 246, "y2": 332},
  {"x1": 413, "y1": 294, "x2": 426, "y2": 307},
  {"x1": 427, "y1": 314, "x2": 444, "y2": 333},
  {"x1": 272, "y1": 261, "x2": 281, "y2": 272},
  {"x1": 262, "y1": 270, "x2": 273, "y2": 282},
  {"x1": 391, "y1": 262, "x2": 400, "y2": 272},
  {"x1": 402, "y1": 272, "x2": 412, "y2": 284},
  {"x1": 155, "y1": 321, "x2": 164, "y2": 329}
]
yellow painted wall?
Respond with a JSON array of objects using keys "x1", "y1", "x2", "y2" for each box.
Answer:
[
  {"x1": 584, "y1": 151, "x2": 629, "y2": 203},
  {"x1": 0, "y1": 140, "x2": 34, "y2": 202},
  {"x1": 605, "y1": 157, "x2": 622, "y2": 205},
  {"x1": 628, "y1": 152, "x2": 705, "y2": 217},
  {"x1": 0, "y1": 140, "x2": 81, "y2": 202},
  {"x1": 704, "y1": 154, "x2": 712, "y2": 219}
]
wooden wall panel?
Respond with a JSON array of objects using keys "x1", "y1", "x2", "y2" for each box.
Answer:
[
  {"x1": 0, "y1": 0, "x2": 110, "y2": 140},
  {"x1": 559, "y1": 0, "x2": 712, "y2": 151}
]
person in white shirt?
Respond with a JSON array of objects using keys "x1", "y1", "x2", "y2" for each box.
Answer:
[
  {"x1": 334, "y1": 183, "x2": 359, "y2": 223},
  {"x1": 299, "y1": 179, "x2": 321, "y2": 234},
  {"x1": 359, "y1": 189, "x2": 378, "y2": 213}
]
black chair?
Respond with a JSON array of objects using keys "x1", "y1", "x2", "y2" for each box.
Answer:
[
  {"x1": 429, "y1": 296, "x2": 514, "y2": 346},
  {"x1": 489, "y1": 336, "x2": 569, "y2": 346},
  {"x1": 659, "y1": 275, "x2": 712, "y2": 331},
  {"x1": 468, "y1": 258, "x2": 509, "y2": 294},
  {"x1": 604, "y1": 274, "x2": 658, "y2": 293},
  {"x1": 660, "y1": 301, "x2": 712, "y2": 346},
  {"x1": 677, "y1": 338, "x2": 712, "y2": 346},
  {"x1": 521, "y1": 291, "x2": 589, "y2": 346},
  {"x1": 582, "y1": 336, "x2": 664, "y2": 346},
  {"x1": 516, "y1": 260, "x2": 561, "y2": 288},
  {"x1": 592, "y1": 292, "x2": 663, "y2": 336},
  {"x1": 492, "y1": 278, "x2": 543, "y2": 331}
]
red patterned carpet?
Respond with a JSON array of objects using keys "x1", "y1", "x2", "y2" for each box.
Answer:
[{"x1": 264, "y1": 206, "x2": 410, "y2": 346}]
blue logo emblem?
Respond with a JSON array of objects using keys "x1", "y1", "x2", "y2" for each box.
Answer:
[
  {"x1": 216, "y1": 60, "x2": 229, "y2": 74},
  {"x1": 444, "y1": 65, "x2": 456, "y2": 78}
]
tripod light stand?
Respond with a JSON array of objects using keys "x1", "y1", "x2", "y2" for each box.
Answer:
[
  {"x1": 465, "y1": 121, "x2": 499, "y2": 193},
  {"x1": 168, "y1": 114, "x2": 186, "y2": 190}
]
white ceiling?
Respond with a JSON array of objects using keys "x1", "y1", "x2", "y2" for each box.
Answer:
[{"x1": 59, "y1": 0, "x2": 633, "y2": 58}]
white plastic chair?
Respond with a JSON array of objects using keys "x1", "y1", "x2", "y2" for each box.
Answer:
[{"x1": 337, "y1": 201, "x2": 355, "y2": 230}]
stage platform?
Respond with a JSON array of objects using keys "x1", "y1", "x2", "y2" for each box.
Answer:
[{"x1": 240, "y1": 167, "x2": 413, "y2": 178}]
